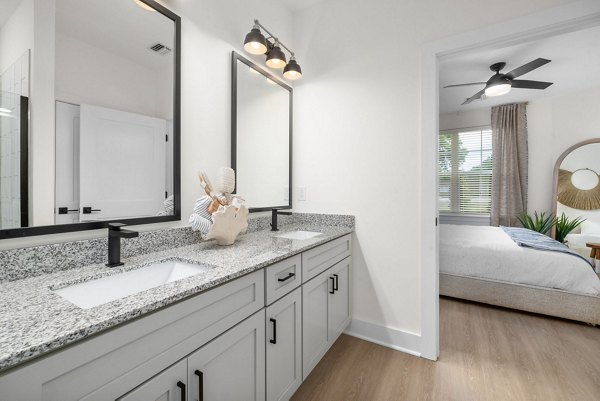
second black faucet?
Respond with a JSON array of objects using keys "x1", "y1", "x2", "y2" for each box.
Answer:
[{"x1": 271, "y1": 208, "x2": 292, "y2": 231}]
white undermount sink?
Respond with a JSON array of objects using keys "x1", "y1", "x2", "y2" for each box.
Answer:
[
  {"x1": 276, "y1": 230, "x2": 322, "y2": 240},
  {"x1": 53, "y1": 260, "x2": 212, "y2": 309}
]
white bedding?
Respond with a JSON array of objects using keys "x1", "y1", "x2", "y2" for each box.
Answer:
[{"x1": 440, "y1": 224, "x2": 600, "y2": 296}]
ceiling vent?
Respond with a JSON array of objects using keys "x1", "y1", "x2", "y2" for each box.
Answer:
[{"x1": 149, "y1": 43, "x2": 172, "y2": 56}]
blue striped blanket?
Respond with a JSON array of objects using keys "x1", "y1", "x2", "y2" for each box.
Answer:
[{"x1": 501, "y1": 226, "x2": 592, "y2": 266}]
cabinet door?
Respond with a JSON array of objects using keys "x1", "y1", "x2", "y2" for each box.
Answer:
[
  {"x1": 328, "y1": 257, "x2": 351, "y2": 341},
  {"x1": 266, "y1": 288, "x2": 302, "y2": 401},
  {"x1": 118, "y1": 359, "x2": 186, "y2": 401},
  {"x1": 187, "y1": 311, "x2": 265, "y2": 401},
  {"x1": 302, "y1": 271, "x2": 331, "y2": 380}
]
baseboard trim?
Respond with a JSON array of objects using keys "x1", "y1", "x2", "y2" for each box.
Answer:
[{"x1": 344, "y1": 318, "x2": 422, "y2": 357}]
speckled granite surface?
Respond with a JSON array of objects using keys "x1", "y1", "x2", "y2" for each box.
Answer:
[
  {"x1": 0, "y1": 213, "x2": 354, "y2": 283},
  {"x1": 0, "y1": 218, "x2": 353, "y2": 372}
]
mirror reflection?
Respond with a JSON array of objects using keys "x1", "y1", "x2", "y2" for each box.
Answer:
[
  {"x1": 232, "y1": 54, "x2": 291, "y2": 211},
  {"x1": 0, "y1": 0, "x2": 177, "y2": 231},
  {"x1": 557, "y1": 141, "x2": 600, "y2": 253}
]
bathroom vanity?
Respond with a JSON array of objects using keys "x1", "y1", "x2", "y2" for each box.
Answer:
[{"x1": 0, "y1": 220, "x2": 353, "y2": 401}]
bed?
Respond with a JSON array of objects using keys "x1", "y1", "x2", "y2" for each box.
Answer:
[{"x1": 439, "y1": 224, "x2": 600, "y2": 324}]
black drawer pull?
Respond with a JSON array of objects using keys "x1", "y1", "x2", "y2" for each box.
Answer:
[
  {"x1": 277, "y1": 272, "x2": 295, "y2": 282},
  {"x1": 176, "y1": 381, "x2": 186, "y2": 401},
  {"x1": 82, "y1": 206, "x2": 101, "y2": 214},
  {"x1": 195, "y1": 370, "x2": 203, "y2": 401},
  {"x1": 329, "y1": 276, "x2": 335, "y2": 294},
  {"x1": 334, "y1": 274, "x2": 339, "y2": 291},
  {"x1": 270, "y1": 318, "x2": 277, "y2": 344}
]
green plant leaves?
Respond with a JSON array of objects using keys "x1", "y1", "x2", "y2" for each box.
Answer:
[{"x1": 515, "y1": 211, "x2": 585, "y2": 243}]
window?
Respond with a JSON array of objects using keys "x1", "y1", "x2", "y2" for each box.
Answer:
[{"x1": 439, "y1": 128, "x2": 492, "y2": 215}]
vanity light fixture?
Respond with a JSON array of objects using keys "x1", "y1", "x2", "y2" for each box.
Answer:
[
  {"x1": 133, "y1": 0, "x2": 156, "y2": 11},
  {"x1": 243, "y1": 19, "x2": 302, "y2": 80}
]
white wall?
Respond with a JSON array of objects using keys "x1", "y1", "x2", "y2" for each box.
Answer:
[
  {"x1": 529, "y1": 86, "x2": 600, "y2": 225},
  {"x1": 439, "y1": 87, "x2": 600, "y2": 226},
  {"x1": 0, "y1": 0, "x2": 33, "y2": 74},
  {"x1": 291, "y1": 0, "x2": 572, "y2": 350},
  {"x1": 439, "y1": 108, "x2": 490, "y2": 131}
]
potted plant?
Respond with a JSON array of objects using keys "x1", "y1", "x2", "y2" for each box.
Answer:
[
  {"x1": 516, "y1": 211, "x2": 557, "y2": 235},
  {"x1": 554, "y1": 213, "x2": 585, "y2": 243}
]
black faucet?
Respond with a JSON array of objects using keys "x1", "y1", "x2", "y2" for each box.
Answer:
[
  {"x1": 106, "y1": 223, "x2": 139, "y2": 267},
  {"x1": 271, "y1": 208, "x2": 292, "y2": 231}
]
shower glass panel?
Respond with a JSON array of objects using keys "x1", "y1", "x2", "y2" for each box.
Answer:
[{"x1": 0, "y1": 51, "x2": 29, "y2": 229}]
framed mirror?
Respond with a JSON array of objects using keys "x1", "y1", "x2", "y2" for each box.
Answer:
[
  {"x1": 552, "y1": 138, "x2": 600, "y2": 242},
  {"x1": 231, "y1": 51, "x2": 292, "y2": 212},
  {"x1": 0, "y1": 0, "x2": 180, "y2": 239}
]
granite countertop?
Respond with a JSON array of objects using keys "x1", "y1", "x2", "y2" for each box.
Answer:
[{"x1": 0, "y1": 224, "x2": 353, "y2": 372}]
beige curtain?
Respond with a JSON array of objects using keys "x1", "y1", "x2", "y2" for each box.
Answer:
[{"x1": 491, "y1": 103, "x2": 528, "y2": 226}]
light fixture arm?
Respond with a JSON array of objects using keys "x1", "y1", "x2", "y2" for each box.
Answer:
[{"x1": 254, "y1": 19, "x2": 295, "y2": 56}]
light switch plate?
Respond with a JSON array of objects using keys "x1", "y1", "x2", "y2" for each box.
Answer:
[{"x1": 297, "y1": 187, "x2": 306, "y2": 201}]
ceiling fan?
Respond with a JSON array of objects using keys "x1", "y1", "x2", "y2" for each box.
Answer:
[{"x1": 444, "y1": 58, "x2": 554, "y2": 105}]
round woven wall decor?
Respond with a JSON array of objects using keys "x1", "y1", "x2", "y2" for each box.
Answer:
[{"x1": 558, "y1": 168, "x2": 600, "y2": 210}]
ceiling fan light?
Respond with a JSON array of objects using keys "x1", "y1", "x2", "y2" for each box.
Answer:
[
  {"x1": 244, "y1": 28, "x2": 268, "y2": 55},
  {"x1": 485, "y1": 83, "x2": 511, "y2": 97},
  {"x1": 283, "y1": 58, "x2": 302, "y2": 80},
  {"x1": 266, "y1": 44, "x2": 286, "y2": 69}
]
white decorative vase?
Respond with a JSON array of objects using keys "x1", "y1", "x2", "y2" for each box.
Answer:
[{"x1": 205, "y1": 205, "x2": 249, "y2": 246}]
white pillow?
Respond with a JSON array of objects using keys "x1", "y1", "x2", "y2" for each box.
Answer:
[{"x1": 580, "y1": 220, "x2": 600, "y2": 235}]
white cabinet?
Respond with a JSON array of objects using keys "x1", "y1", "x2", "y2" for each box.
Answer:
[
  {"x1": 187, "y1": 311, "x2": 265, "y2": 401},
  {"x1": 302, "y1": 256, "x2": 352, "y2": 380},
  {"x1": 0, "y1": 235, "x2": 352, "y2": 401},
  {"x1": 118, "y1": 360, "x2": 186, "y2": 401},
  {"x1": 266, "y1": 287, "x2": 302, "y2": 401},
  {"x1": 328, "y1": 257, "x2": 351, "y2": 340},
  {"x1": 265, "y1": 254, "x2": 302, "y2": 305},
  {"x1": 302, "y1": 266, "x2": 331, "y2": 379}
]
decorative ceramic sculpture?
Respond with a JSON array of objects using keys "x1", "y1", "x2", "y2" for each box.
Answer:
[
  {"x1": 205, "y1": 204, "x2": 249, "y2": 245},
  {"x1": 189, "y1": 167, "x2": 248, "y2": 245}
]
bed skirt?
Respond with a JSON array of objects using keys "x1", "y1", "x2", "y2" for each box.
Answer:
[{"x1": 440, "y1": 273, "x2": 600, "y2": 325}]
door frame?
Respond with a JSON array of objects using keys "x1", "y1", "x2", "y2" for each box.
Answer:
[{"x1": 419, "y1": 0, "x2": 600, "y2": 360}]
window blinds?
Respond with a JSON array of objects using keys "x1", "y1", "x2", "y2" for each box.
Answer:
[{"x1": 438, "y1": 128, "x2": 492, "y2": 215}]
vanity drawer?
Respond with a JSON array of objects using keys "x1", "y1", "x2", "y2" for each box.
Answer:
[
  {"x1": 265, "y1": 254, "x2": 302, "y2": 305},
  {"x1": 302, "y1": 234, "x2": 352, "y2": 283}
]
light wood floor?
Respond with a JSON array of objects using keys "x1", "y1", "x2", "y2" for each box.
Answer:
[{"x1": 291, "y1": 297, "x2": 600, "y2": 401}]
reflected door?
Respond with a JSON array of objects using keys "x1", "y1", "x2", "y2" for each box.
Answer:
[{"x1": 79, "y1": 104, "x2": 166, "y2": 221}]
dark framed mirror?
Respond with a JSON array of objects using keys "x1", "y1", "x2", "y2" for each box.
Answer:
[
  {"x1": 0, "y1": 0, "x2": 181, "y2": 239},
  {"x1": 231, "y1": 51, "x2": 292, "y2": 212}
]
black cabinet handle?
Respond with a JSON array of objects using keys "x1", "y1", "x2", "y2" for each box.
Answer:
[
  {"x1": 270, "y1": 318, "x2": 277, "y2": 344},
  {"x1": 82, "y1": 207, "x2": 101, "y2": 214},
  {"x1": 277, "y1": 272, "x2": 295, "y2": 282},
  {"x1": 334, "y1": 274, "x2": 339, "y2": 291},
  {"x1": 176, "y1": 381, "x2": 186, "y2": 401},
  {"x1": 195, "y1": 370, "x2": 203, "y2": 401},
  {"x1": 329, "y1": 276, "x2": 335, "y2": 294}
]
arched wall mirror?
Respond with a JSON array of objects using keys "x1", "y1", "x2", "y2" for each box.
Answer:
[{"x1": 552, "y1": 139, "x2": 600, "y2": 249}]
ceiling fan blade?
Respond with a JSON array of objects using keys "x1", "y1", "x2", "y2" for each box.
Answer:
[
  {"x1": 461, "y1": 89, "x2": 485, "y2": 105},
  {"x1": 511, "y1": 80, "x2": 553, "y2": 90},
  {"x1": 505, "y1": 58, "x2": 551, "y2": 79},
  {"x1": 444, "y1": 82, "x2": 486, "y2": 88}
]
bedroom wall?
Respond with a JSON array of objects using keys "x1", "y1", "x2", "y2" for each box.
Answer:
[
  {"x1": 291, "y1": 0, "x2": 573, "y2": 354},
  {"x1": 439, "y1": 86, "x2": 600, "y2": 227},
  {"x1": 439, "y1": 108, "x2": 491, "y2": 131},
  {"x1": 528, "y1": 86, "x2": 600, "y2": 225}
]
